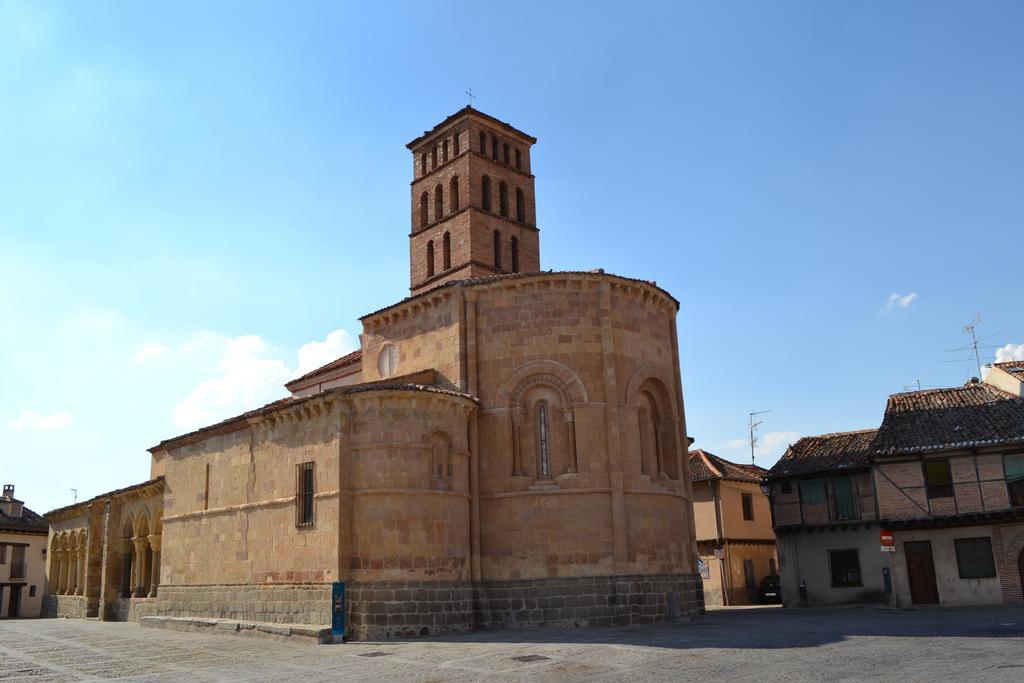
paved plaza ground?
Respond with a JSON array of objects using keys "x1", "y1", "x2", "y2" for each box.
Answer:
[{"x1": 1, "y1": 604, "x2": 1023, "y2": 681}]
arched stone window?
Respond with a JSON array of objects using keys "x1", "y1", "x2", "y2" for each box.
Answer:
[
  {"x1": 626, "y1": 373, "x2": 681, "y2": 480},
  {"x1": 499, "y1": 181, "x2": 509, "y2": 217},
  {"x1": 481, "y1": 175, "x2": 492, "y2": 212},
  {"x1": 426, "y1": 240, "x2": 435, "y2": 278},
  {"x1": 493, "y1": 230, "x2": 502, "y2": 271},
  {"x1": 442, "y1": 232, "x2": 451, "y2": 270},
  {"x1": 442, "y1": 139, "x2": 449, "y2": 163},
  {"x1": 450, "y1": 176, "x2": 460, "y2": 211},
  {"x1": 515, "y1": 148, "x2": 522, "y2": 170},
  {"x1": 428, "y1": 432, "x2": 454, "y2": 490},
  {"x1": 536, "y1": 401, "x2": 551, "y2": 478},
  {"x1": 491, "y1": 135, "x2": 498, "y2": 160},
  {"x1": 515, "y1": 188, "x2": 525, "y2": 223},
  {"x1": 420, "y1": 192, "x2": 428, "y2": 228},
  {"x1": 511, "y1": 236, "x2": 519, "y2": 273},
  {"x1": 434, "y1": 184, "x2": 444, "y2": 221},
  {"x1": 503, "y1": 142, "x2": 510, "y2": 165}
]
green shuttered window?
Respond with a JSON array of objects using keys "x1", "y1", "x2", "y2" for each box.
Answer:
[
  {"x1": 799, "y1": 479, "x2": 826, "y2": 505},
  {"x1": 831, "y1": 476, "x2": 856, "y2": 521},
  {"x1": 954, "y1": 537, "x2": 996, "y2": 579}
]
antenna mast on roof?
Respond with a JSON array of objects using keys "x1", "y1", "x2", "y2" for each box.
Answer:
[
  {"x1": 963, "y1": 314, "x2": 983, "y2": 379},
  {"x1": 70, "y1": 488, "x2": 77, "y2": 504},
  {"x1": 944, "y1": 315, "x2": 1001, "y2": 378},
  {"x1": 748, "y1": 409, "x2": 772, "y2": 466}
]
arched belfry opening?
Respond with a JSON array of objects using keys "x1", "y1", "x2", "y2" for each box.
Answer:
[{"x1": 407, "y1": 107, "x2": 539, "y2": 295}]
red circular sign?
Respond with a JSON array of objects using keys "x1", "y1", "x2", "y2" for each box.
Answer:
[{"x1": 880, "y1": 529, "x2": 895, "y2": 547}]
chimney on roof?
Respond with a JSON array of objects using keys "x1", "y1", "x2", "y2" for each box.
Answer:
[
  {"x1": 0, "y1": 485, "x2": 21, "y2": 518},
  {"x1": 2, "y1": 484, "x2": 12, "y2": 500}
]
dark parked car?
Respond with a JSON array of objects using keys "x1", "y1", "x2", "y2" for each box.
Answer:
[{"x1": 759, "y1": 575, "x2": 782, "y2": 604}]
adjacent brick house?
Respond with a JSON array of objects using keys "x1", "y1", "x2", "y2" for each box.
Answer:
[
  {"x1": 690, "y1": 451, "x2": 777, "y2": 605},
  {"x1": 44, "y1": 107, "x2": 703, "y2": 640},
  {"x1": 767, "y1": 376, "x2": 1024, "y2": 608}
]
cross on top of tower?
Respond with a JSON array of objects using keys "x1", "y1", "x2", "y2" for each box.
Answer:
[{"x1": 465, "y1": 88, "x2": 477, "y2": 108}]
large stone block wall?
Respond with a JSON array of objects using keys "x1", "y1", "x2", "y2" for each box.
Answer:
[
  {"x1": 345, "y1": 573, "x2": 704, "y2": 641},
  {"x1": 154, "y1": 584, "x2": 331, "y2": 625},
  {"x1": 42, "y1": 595, "x2": 93, "y2": 618}
]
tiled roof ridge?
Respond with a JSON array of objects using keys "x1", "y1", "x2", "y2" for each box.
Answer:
[
  {"x1": 406, "y1": 106, "x2": 537, "y2": 149},
  {"x1": 286, "y1": 349, "x2": 363, "y2": 388},
  {"x1": 992, "y1": 360, "x2": 1024, "y2": 368},
  {"x1": 360, "y1": 270, "x2": 679, "y2": 321},
  {"x1": 888, "y1": 381, "x2": 1010, "y2": 400}
]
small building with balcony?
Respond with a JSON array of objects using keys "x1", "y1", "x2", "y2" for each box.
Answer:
[
  {"x1": 0, "y1": 485, "x2": 49, "y2": 618},
  {"x1": 766, "y1": 429, "x2": 888, "y2": 607}
]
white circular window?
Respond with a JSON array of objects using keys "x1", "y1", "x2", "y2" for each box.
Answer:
[{"x1": 377, "y1": 343, "x2": 399, "y2": 378}]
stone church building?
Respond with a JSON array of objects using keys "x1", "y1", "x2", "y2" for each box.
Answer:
[{"x1": 44, "y1": 107, "x2": 702, "y2": 640}]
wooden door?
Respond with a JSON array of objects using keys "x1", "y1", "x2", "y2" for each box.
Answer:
[
  {"x1": 7, "y1": 585, "x2": 21, "y2": 618},
  {"x1": 905, "y1": 541, "x2": 939, "y2": 605}
]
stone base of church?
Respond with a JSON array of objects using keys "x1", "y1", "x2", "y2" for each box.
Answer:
[
  {"x1": 42, "y1": 594, "x2": 96, "y2": 619},
  {"x1": 73, "y1": 574, "x2": 703, "y2": 642},
  {"x1": 347, "y1": 573, "x2": 705, "y2": 641},
  {"x1": 152, "y1": 584, "x2": 331, "y2": 626}
]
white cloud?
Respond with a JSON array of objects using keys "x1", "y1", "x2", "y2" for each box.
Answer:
[
  {"x1": 295, "y1": 329, "x2": 358, "y2": 378},
  {"x1": 8, "y1": 409, "x2": 71, "y2": 431},
  {"x1": 173, "y1": 335, "x2": 290, "y2": 428},
  {"x1": 132, "y1": 343, "x2": 168, "y2": 364},
  {"x1": 882, "y1": 292, "x2": 918, "y2": 313},
  {"x1": 721, "y1": 430, "x2": 801, "y2": 468},
  {"x1": 172, "y1": 329, "x2": 358, "y2": 430},
  {"x1": 995, "y1": 343, "x2": 1024, "y2": 364}
]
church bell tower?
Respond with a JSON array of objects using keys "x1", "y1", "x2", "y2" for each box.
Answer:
[{"x1": 406, "y1": 107, "x2": 540, "y2": 295}]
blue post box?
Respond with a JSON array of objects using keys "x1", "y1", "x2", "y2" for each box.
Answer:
[{"x1": 331, "y1": 581, "x2": 346, "y2": 640}]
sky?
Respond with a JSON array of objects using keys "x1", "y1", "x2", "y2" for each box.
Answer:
[{"x1": 2, "y1": 0, "x2": 1023, "y2": 515}]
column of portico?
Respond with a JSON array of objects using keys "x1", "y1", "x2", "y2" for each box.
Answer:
[
  {"x1": 147, "y1": 535, "x2": 161, "y2": 598},
  {"x1": 57, "y1": 551, "x2": 69, "y2": 594},
  {"x1": 76, "y1": 548, "x2": 86, "y2": 596},
  {"x1": 50, "y1": 552, "x2": 62, "y2": 594},
  {"x1": 132, "y1": 536, "x2": 149, "y2": 598},
  {"x1": 69, "y1": 549, "x2": 79, "y2": 595}
]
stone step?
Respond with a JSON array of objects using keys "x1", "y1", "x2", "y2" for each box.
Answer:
[{"x1": 139, "y1": 615, "x2": 335, "y2": 645}]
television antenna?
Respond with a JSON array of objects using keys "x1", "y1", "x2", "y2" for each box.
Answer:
[
  {"x1": 748, "y1": 409, "x2": 772, "y2": 465},
  {"x1": 943, "y1": 314, "x2": 1001, "y2": 379},
  {"x1": 70, "y1": 488, "x2": 78, "y2": 504},
  {"x1": 902, "y1": 370, "x2": 932, "y2": 392}
]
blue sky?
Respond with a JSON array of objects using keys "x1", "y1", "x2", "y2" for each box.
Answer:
[{"x1": 2, "y1": 0, "x2": 1022, "y2": 514}]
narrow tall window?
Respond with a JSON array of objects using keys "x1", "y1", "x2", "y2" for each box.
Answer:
[
  {"x1": 479, "y1": 131, "x2": 486, "y2": 153},
  {"x1": 450, "y1": 176, "x2": 460, "y2": 211},
  {"x1": 831, "y1": 476, "x2": 857, "y2": 520},
  {"x1": 453, "y1": 132, "x2": 460, "y2": 156},
  {"x1": 491, "y1": 135, "x2": 498, "y2": 160},
  {"x1": 204, "y1": 462, "x2": 211, "y2": 511},
  {"x1": 426, "y1": 240, "x2": 435, "y2": 278},
  {"x1": 493, "y1": 230, "x2": 502, "y2": 270},
  {"x1": 924, "y1": 460, "x2": 953, "y2": 499},
  {"x1": 511, "y1": 236, "x2": 519, "y2": 273},
  {"x1": 481, "y1": 175, "x2": 492, "y2": 212},
  {"x1": 503, "y1": 142, "x2": 510, "y2": 164},
  {"x1": 442, "y1": 232, "x2": 451, "y2": 270},
  {"x1": 442, "y1": 139, "x2": 449, "y2": 163},
  {"x1": 420, "y1": 152, "x2": 427, "y2": 177},
  {"x1": 296, "y1": 462, "x2": 314, "y2": 527},
  {"x1": 515, "y1": 188, "x2": 525, "y2": 222},
  {"x1": 742, "y1": 492, "x2": 754, "y2": 521},
  {"x1": 1005, "y1": 453, "x2": 1024, "y2": 506},
  {"x1": 499, "y1": 181, "x2": 508, "y2": 217},
  {"x1": 537, "y1": 401, "x2": 551, "y2": 478},
  {"x1": 515, "y1": 148, "x2": 522, "y2": 170},
  {"x1": 434, "y1": 184, "x2": 444, "y2": 221},
  {"x1": 431, "y1": 146, "x2": 437, "y2": 169},
  {"x1": 743, "y1": 559, "x2": 755, "y2": 588},
  {"x1": 420, "y1": 192, "x2": 429, "y2": 228}
]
